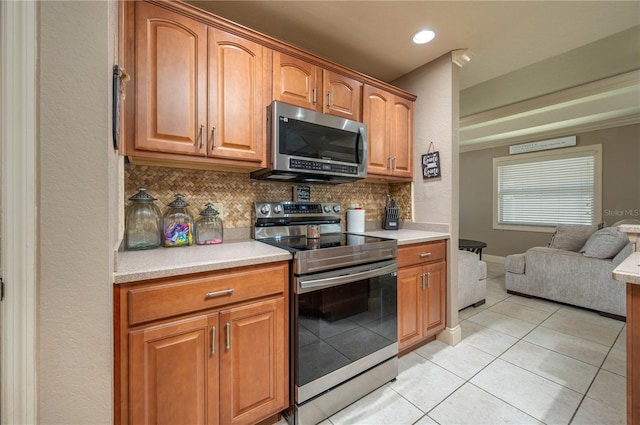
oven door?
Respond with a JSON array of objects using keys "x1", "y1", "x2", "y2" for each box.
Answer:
[{"x1": 292, "y1": 259, "x2": 398, "y2": 404}]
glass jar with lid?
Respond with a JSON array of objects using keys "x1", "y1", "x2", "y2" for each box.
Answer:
[
  {"x1": 125, "y1": 187, "x2": 162, "y2": 250},
  {"x1": 162, "y1": 194, "x2": 194, "y2": 247},
  {"x1": 195, "y1": 203, "x2": 223, "y2": 245}
]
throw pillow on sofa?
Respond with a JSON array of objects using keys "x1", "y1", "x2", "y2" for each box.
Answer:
[
  {"x1": 580, "y1": 227, "x2": 629, "y2": 259},
  {"x1": 549, "y1": 223, "x2": 602, "y2": 252}
]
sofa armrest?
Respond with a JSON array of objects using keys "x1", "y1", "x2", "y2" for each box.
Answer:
[{"x1": 612, "y1": 243, "x2": 633, "y2": 266}]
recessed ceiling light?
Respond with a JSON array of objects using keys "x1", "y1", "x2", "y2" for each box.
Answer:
[{"x1": 412, "y1": 29, "x2": 435, "y2": 45}]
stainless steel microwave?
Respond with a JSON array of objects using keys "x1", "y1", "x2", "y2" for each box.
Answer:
[{"x1": 250, "y1": 101, "x2": 367, "y2": 184}]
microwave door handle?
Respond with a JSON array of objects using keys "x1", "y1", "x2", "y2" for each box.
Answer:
[{"x1": 358, "y1": 127, "x2": 367, "y2": 165}]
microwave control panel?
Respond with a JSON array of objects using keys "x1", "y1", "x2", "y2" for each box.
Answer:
[{"x1": 289, "y1": 158, "x2": 358, "y2": 175}]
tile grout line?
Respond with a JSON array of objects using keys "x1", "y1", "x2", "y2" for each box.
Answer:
[
  {"x1": 454, "y1": 295, "x2": 609, "y2": 424},
  {"x1": 567, "y1": 324, "x2": 627, "y2": 424},
  {"x1": 405, "y1": 303, "x2": 544, "y2": 424}
]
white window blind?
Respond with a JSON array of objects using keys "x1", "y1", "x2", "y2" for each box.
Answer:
[{"x1": 494, "y1": 146, "x2": 601, "y2": 229}]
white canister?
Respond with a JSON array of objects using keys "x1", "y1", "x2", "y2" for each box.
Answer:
[{"x1": 347, "y1": 208, "x2": 365, "y2": 233}]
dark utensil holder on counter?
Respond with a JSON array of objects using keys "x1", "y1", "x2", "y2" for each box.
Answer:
[{"x1": 384, "y1": 206, "x2": 400, "y2": 230}]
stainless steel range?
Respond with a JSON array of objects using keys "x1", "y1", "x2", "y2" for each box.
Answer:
[{"x1": 254, "y1": 202, "x2": 398, "y2": 425}]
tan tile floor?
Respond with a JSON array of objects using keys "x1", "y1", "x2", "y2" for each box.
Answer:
[{"x1": 280, "y1": 262, "x2": 627, "y2": 425}]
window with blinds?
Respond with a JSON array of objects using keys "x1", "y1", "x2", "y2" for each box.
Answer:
[{"x1": 493, "y1": 145, "x2": 602, "y2": 232}]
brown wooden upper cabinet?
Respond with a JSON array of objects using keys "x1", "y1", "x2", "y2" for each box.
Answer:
[
  {"x1": 128, "y1": 2, "x2": 269, "y2": 168},
  {"x1": 123, "y1": 1, "x2": 414, "y2": 178},
  {"x1": 273, "y1": 51, "x2": 363, "y2": 121},
  {"x1": 363, "y1": 85, "x2": 414, "y2": 180}
]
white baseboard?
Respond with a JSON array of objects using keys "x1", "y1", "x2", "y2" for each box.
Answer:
[
  {"x1": 437, "y1": 325, "x2": 462, "y2": 346},
  {"x1": 482, "y1": 254, "x2": 505, "y2": 264}
]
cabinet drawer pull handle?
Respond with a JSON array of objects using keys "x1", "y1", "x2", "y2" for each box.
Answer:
[
  {"x1": 419, "y1": 252, "x2": 432, "y2": 258},
  {"x1": 225, "y1": 322, "x2": 231, "y2": 350},
  {"x1": 211, "y1": 326, "x2": 216, "y2": 355},
  {"x1": 198, "y1": 124, "x2": 204, "y2": 148},
  {"x1": 205, "y1": 288, "x2": 234, "y2": 299},
  {"x1": 211, "y1": 126, "x2": 216, "y2": 149}
]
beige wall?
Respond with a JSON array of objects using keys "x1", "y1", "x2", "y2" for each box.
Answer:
[
  {"x1": 460, "y1": 124, "x2": 640, "y2": 258},
  {"x1": 461, "y1": 26, "x2": 640, "y2": 116},
  {"x1": 38, "y1": 1, "x2": 118, "y2": 423},
  {"x1": 394, "y1": 54, "x2": 460, "y2": 337}
]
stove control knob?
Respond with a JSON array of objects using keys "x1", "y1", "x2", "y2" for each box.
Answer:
[
  {"x1": 323, "y1": 205, "x2": 331, "y2": 213},
  {"x1": 259, "y1": 204, "x2": 271, "y2": 215},
  {"x1": 273, "y1": 205, "x2": 282, "y2": 214},
  {"x1": 333, "y1": 205, "x2": 341, "y2": 213}
]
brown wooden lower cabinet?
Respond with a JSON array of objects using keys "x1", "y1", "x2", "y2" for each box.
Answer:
[
  {"x1": 129, "y1": 313, "x2": 219, "y2": 425},
  {"x1": 115, "y1": 262, "x2": 289, "y2": 425},
  {"x1": 397, "y1": 240, "x2": 447, "y2": 353}
]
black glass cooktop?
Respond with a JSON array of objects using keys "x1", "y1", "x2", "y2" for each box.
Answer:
[{"x1": 259, "y1": 232, "x2": 394, "y2": 253}]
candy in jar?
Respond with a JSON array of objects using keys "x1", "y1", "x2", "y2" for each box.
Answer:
[{"x1": 162, "y1": 194, "x2": 193, "y2": 247}]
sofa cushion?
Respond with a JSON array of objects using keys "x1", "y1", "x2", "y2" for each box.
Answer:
[
  {"x1": 505, "y1": 253, "x2": 526, "y2": 274},
  {"x1": 548, "y1": 223, "x2": 601, "y2": 252},
  {"x1": 580, "y1": 227, "x2": 629, "y2": 259}
]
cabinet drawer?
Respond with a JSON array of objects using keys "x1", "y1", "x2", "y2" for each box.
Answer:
[
  {"x1": 398, "y1": 240, "x2": 446, "y2": 268},
  {"x1": 127, "y1": 262, "x2": 288, "y2": 325}
]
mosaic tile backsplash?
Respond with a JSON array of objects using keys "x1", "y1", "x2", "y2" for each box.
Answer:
[{"x1": 125, "y1": 164, "x2": 412, "y2": 230}]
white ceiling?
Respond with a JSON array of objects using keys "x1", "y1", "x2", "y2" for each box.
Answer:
[
  {"x1": 188, "y1": 1, "x2": 640, "y2": 148},
  {"x1": 188, "y1": 1, "x2": 640, "y2": 89}
]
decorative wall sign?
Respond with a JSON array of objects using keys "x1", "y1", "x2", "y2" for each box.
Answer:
[
  {"x1": 422, "y1": 142, "x2": 441, "y2": 179},
  {"x1": 509, "y1": 135, "x2": 576, "y2": 155}
]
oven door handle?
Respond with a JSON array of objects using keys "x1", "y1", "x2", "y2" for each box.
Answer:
[{"x1": 298, "y1": 262, "x2": 397, "y2": 293}]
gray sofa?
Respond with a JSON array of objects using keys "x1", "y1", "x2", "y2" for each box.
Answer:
[{"x1": 505, "y1": 223, "x2": 634, "y2": 318}]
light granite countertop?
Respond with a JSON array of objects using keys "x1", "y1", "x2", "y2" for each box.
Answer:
[
  {"x1": 354, "y1": 229, "x2": 450, "y2": 245},
  {"x1": 114, "y1": 228, "x2": 451, "y2": 284},
  {"x1": 613, "y1": 252, "x2": 640, "y2": 285},
  {"x1": 618, "y1": 224, "x2": 640, "y2": 234},
  {"x1": 114, "y1": 240, "x2": 291, "y2": 284}
]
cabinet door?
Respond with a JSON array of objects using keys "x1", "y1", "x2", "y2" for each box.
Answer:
[
  {"x1": 398, "y1": 265, "x2": 424, "y2": 351},
  {"x1": 273, "y1": 52, "x2": 320, "y2": 111},
  {"x1": 390, "y1": 97, "x2": 413, "y2": 178},
  {"x1": 323, "y1": 70, "x2": 362, "y2": 120},
  {"x1": 208, "y1": 29, "x2": 268, "y2": 164},
  {"x1": 134, "y1": 2, "x2": 207, "y2": 156},
  {"x1": 129, "y1": 313, "x2": 219, "y2": 425},
  {"x1": 362, "y1": 85, "x2": 391, "y2": 176},
  {"x1": 220, "y1": 297, "x2": 287, "y2": 425},
  {"x1": 424, "y1": 260, "x2": 446, "y2": 336}
]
